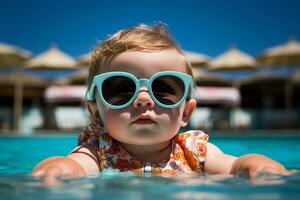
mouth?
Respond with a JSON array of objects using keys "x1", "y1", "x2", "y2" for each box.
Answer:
[
  {"x1": 131, "y1": 116, "x2": 157, "y2": 125},
  {"x1": 133, "y1": 119, "x2": 156, "y2": 124}
]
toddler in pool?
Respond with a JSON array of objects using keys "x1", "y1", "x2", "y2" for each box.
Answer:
[{"x1": 32, "y1": 23, "x2": 293, "y2": 183}]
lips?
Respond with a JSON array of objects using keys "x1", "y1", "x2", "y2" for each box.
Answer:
[
  {"x1": 134, "y1": 119, "x2": 155, "y2": 124},
  {"x1": 132, "y1": 116, "x2": 157, "y2": 125}
]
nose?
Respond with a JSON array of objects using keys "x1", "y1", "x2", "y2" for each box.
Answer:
[{"x1": 133, "y1": 86, "x2": 155, "y2": 108}]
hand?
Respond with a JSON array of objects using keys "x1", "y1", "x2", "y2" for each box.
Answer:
[
  {"x1": 230, "y1": 154, "x2": 295, "y2": 178},
  {"x1": 32, "y1": 156, "x2": 86, "y2": 186}
]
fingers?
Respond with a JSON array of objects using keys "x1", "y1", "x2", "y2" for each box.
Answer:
[
  {"x1": 260, "y1": 166, "x2": 281, "y2": 175},
  {"x1": 32, "y1": 169, "x2": 45, "y2": 178},
  {"x1": 31, "y1": 157, "x2": 86, "y2": 186},
  {"x1": 281, "y1": 169, "x2": 298, "y2": 176},
  {"x1": 262, "y1": 166, "x2": 297, "y2": 176},
  {"x1": 32, "y1": 166, "x2": 64, "y2": 186},
  {"x1": 289, "y1": 169, "x2": 299, "y2": 174},
  {"x1": 249, "y1": 166, "x2": 296, "y2": 179},
  {"x1": 42, "y1": 167, "x2": 64, "y2": 186},
  {"x1": 31, "y1": 157, "x2": 66, "y2": 178}
]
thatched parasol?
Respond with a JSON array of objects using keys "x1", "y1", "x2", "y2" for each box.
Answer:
[
  {"x1": 0, "y1": 42, "x2": 31, "y2": 67},
  {"x1": 26, "y1": 47, "x2": 78, "y2": 69},
  {"x1": 257, "y1": 38, "x2": 300, "y2": 66},
  {"x1": 208, "y1": 47, "x2": 257, "y2": 71}
]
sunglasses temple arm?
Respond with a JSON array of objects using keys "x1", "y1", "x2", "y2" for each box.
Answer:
[
  {"x1": 187, "y1": 79, "x2": 195, "y2": 99},
  {"x1": 86, "y1": 83, "x2": 95, "y2": 101}
]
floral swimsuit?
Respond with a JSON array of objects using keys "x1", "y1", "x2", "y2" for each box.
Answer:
[{"x1": 75, "y1": 122, "x2": 209, "y2": 176}]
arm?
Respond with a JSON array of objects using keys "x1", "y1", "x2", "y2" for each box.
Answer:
[
  {"x1": 205, "y1": 142, "x2": 292, "y2": 178},
  {"x1": 229, "y1": 154, "x2": 292, "y2": 178},
  {"x1": 204, "y1": 142, "x2": 237, "y2": 174},
  {"x1": 32, "y1": 146, "x2": 100, "y2": 185}
]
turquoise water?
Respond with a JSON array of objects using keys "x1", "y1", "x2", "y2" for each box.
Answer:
[{"x1": 0, "y1": 134, "x2": 300, "y2": 200}]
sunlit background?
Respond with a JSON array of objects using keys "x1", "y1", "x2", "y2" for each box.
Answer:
[{"x1": 1, "y1": 0, "x2": 300, "y2": 134}]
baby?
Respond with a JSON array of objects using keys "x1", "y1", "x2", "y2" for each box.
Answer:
[{"x1": 32, "y1": 23, "x2": 292, "y2": 184}]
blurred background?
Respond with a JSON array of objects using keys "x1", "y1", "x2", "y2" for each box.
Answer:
[{"x1": 1, "y1": 0, "x2": 300, "y2": 135}]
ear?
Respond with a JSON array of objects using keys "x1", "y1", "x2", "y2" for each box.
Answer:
[
  {"x1": 86, "y1": 102, "x2": 101, "y2": 123},
  {"x1": 180, "y1": 98, "x2": 197, "y2": 127}
]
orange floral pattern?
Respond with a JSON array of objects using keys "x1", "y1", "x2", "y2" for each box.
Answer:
[{"x1": 78, "y1": 122, "x2": 208, "y2": 176}]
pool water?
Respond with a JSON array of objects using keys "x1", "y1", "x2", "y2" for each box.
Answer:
[{"x1": 0, "y1": 133, "x2": 300, "y2": 200}]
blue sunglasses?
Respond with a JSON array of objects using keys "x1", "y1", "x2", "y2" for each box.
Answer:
[{"x1": 87, "y1": 71, "x2": 193, "y2": 109}]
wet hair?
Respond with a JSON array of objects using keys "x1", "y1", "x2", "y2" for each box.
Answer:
[{"x1": 87, "y1": 22, "x2": 194, "y2": 92}]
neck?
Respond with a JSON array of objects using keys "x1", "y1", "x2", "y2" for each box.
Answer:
[{"x1": 121, "y1": 140, "x2": 172, "y2": 164}]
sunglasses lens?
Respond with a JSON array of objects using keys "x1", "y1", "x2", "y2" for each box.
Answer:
[
  {"x1": 102, "y1": 76, "x2": 136, "y2": 106},
  {"x1": 152, "y1": 75, "x2": 185, "y2": 105}
]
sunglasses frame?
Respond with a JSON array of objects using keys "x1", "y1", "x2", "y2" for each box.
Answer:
[{"x1": 86, "y1": 71, "x2": 193, "y2": 109}]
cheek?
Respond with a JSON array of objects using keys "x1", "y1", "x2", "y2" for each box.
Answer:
[
  {"x1": 102, "y1": 108, "x2": 123, "y2": 124},
  {"x1": 158, "y1": 105, "x2": 185, "y2": 126},
  {"x1": 96, "y1": 100, "x2": 118, "y2": 125},
  {"x1": 97, "y1": 104, "x2": 130, "y2": 129}
]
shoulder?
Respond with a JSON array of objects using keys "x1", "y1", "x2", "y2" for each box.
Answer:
[
  {"x1": 204, "y1": 142, "x2": 237, "y2": 174},
  {"x1": 175, "y1": 130, "x2": 209, "y2": 156},
  {"x1": 176, "y1": 130, "x2": 209, "y2": 143},
  {"x1": 174, "y1": 130, "x2": 209, "y2": 172}
]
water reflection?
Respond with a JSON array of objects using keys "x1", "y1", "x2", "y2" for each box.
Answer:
[{"x1": 0, "y1": 172, "x2": 299, "y2": 200}]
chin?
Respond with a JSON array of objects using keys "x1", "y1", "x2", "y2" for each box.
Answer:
[
  {"x1": 131, "y1": 138, "x2": 158, "y2": 145},
  {"x1": 132, "y1": 136, "x2": 171, "y2": 146}
]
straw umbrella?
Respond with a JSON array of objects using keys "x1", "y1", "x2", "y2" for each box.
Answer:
[
  {"x1": 0, "y1": 71, "x2": 48, "y2": 131},
  {"x1": 26, "y1": 47, "x2": 78, "y2": 69},
  {"x1": 0, "y1": 42, "x2": 31, "y2": 67},
  {"x1": 208, "y1": 47, "x2": 257, "y2": 71},
  {"x1": 183, "y1": 51, "x2": 210, "y2": 67},
  {"x1": 257, "y1": 38, "x2": 300, "y2": 66}
]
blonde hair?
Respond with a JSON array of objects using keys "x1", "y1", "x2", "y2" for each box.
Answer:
[{"x1": 87, "y1": 23, "x2": 193, "y2": 90}]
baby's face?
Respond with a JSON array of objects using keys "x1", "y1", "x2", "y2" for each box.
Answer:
[{"x1": 96, "y1": 49, "x2": 191, "y2": 145}]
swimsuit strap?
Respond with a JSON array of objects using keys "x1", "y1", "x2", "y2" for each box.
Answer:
[{"x1": 70, "y1": 145, "x2": 102, "y2": 170}]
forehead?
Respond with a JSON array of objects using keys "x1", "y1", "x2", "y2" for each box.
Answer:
[{"x1": 103, "y1": 49, "x2": 187, "y2": 78}]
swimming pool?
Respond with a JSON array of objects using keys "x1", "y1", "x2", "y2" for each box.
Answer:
[{"x1": 0, "y1": 133, "x2": 300, "y2": 200}]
